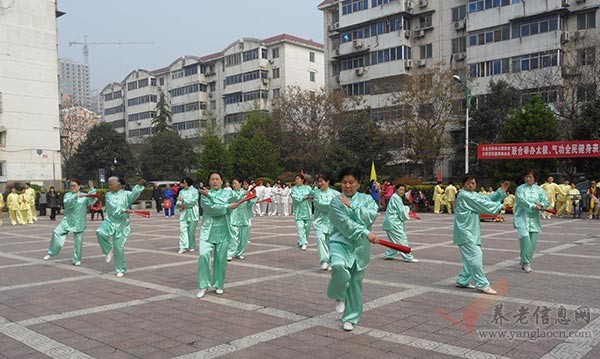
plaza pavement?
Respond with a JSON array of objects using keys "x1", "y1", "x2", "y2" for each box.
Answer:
[{"x1": 0, "y1": 211, "x2": 599, "y2": 359}]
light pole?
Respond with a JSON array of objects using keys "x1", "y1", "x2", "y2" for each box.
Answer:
[{"x1": 453, "y1": 75, "x2": 471, "y2": 174}]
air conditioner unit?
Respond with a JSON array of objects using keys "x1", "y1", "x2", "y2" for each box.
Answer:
[
  {"x1": 561, "y1": 31, "x2": 570, "y2": 43},
  {"x1": 335, "y1": 75, "x2": 340, "y2": 83},
  {"x1": 404, "y1": 30, "x2": 412, "y2": 39},
  {"x1": 268, "y1": 59, "x2": 275, "y2": 64},
  {"x1": 208, "y1": 93, "x2": 213, "y2": 98},
  {"x1": 335, "y1": 48, "x2": 340, "y2": 55},
  {"x1": 418, "y1": 59, "x2": 427, "y2": 67},
  {"x1": 414, "y1": 29, "x2": 426, "y2": 38},
  {"x1": 137, "y1": 120, "x2": 141, "y2": 125},
  {"x1": 404, "y1": 59, "x2": 413, "y2": 69},
  {"x1": 454, "y1": 20, "x2": 465, "y2": 31},
  {"x1": 419, "y1": 0, "x2": 428, "y2": 7},
  {"x1": 455, "y1": 52, "x2": 466, "y2": 61},
  {"x1": 562, "y1": 0, "x2": 570, "y2": 6},
  {"x1": 262, "y1": 78, "x2": 269, "y2": 85},
  {"x1": 353, "y1": 39, "x2": 363, "y2": 48},
  {"x1": 334, "y1": 22, "x2": 340, "y2": 29},
  {"x1": 405, "y1": 0, "x2": 414, "y2": 11},
  {"x1": 355, "y1": 68, "x2": 365, "y2": 76}
]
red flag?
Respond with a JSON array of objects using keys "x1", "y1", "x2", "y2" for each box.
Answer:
[
  {"x1": 378, "y1": 239, "x2": 411, "y2": 254},
  {"x1": 83, "y1": 193, "x2": 100, "y2": 198},
  {"x1": 257, "y1": 198, "x2": 273, "y2": 203},
  {"x1": 437, "y1": 168, "x2": 442, "y2": 182},
  {"x1": 239, "y1": 192, "x2": 257, "y2": 204},
  {"x1": 409, "y1": 211, "x2": 421, "y2": 220},
  {"x1": 133, "y1": 210, "x2": 150, "y2": 218},
  {"x1": 544, "y1": 208, "x2": 558, "y2": 215}
]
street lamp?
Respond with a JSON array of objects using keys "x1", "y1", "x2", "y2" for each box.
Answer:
[{"x1": 453, "y1": 75, "x2": 471, "y2": 174}]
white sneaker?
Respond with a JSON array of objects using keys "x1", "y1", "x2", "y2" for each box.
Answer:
[
  {"x1": 328, "y1": 266, "x2": 332, "y2": 271},
  {"x1": 456, "y1": 283, "x2": 476, "y2": 289},
  {"x1": 342, "y1": 322, "x2": 354, "y2": 331},
  {"x1": 320, "y1": 262, "x2": 329, "y2": 270},
  {"x1": 476, "y1": 286, "x2": 497, "y2": 295},
  {"x1": 189, "y1": 248, "x2": 195, "y2": 252},
  {"x1": 105, "y1": 250, "x2": 113, "y2": 263},
  {"x1": 404, "y1": 258, "x2": 419, "y2": 263},
  {"x1": 196, "y1": 289, "x2": 206, "y2": 298},
  {"x1": 215, "y1": 289, "x2": 223, "y2": 295},
  {"x1": 301, "y1": 244, "x2": 307, "y2": 251},
  {"x1": 237, "y1": 255, "x2": 245, "y2": 260},
  {"x1": 43, "y1": 255, "x2": 51, "y2": 260},
  {"x1": 177, "y1": 248, "x2": 186, "y2": 254},
  {"x1": 73, "y1": 261, "x2": 81, "y2": 266},
  {"x1": 227, "y1": 257, "x2": 233, "y2": 262},
  {"x1": 522, "y1": 263, "x2": 532, "y2": 273},
  {"x1": 116, "y1": 272, "x2": 124, "y2": 278},
  {"x1": 335, "y1": 300, "x2": 345, "y2": 314}
]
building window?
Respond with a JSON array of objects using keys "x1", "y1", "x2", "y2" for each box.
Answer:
[
  {"x1": 171, "y1": 69, "x2": 184, "y2": 80},
  {"x1": 452, "y1": 37, "x2": 466, "y2": 54},
  {"x1": 273, "y1": 88, "x2": 281, "y2": 98},
  {"x1": 243, "y1": 49, "x2": 259, "y2": 62},
  {"x1": 420, "y1": 44, "x2": 433, "y2": 59},
  {"x1": 309, "y1": 52, "x2": 315, "y2": 62},
  {"x1": 577, "y1": 84, "x2": 596, "y2": 102},
  {"x1": 138, "y1": 78, "x2": 148, "y2": 88},
  {"x1": 418, "y1": 14, "x2": 433, "y2": 29},
  {"x1": 273, "y1": 68, "x2": 280, "y2": 79},
  {"x1": 261, "y1": 48, "x2": 268, "y2": 59},
  {"x1": 452, "y1": 5, "x2": 466, "y2": 21},
  {"x1": 127, "y1": 81, "x2": 138, "y2": 91},
  {"x1": 342, "y1": 0, "x2": 369, "y2": 15},
  {"x1": 577, "y1": 11, "x2": 596, "y2": 30},
  {"x1": 0, "y1": 161, "x2": 6, "y2": 177},
  {"x1": 469, "y1": 0, "x2": 521, "y2": 13},
  {"x1": 183, "y1": 64, "x2": 198, "y2": 76},
  {"x1": 0, "y1": 130, "x2": 6, "y2": 147},
  {"x1": 577, "y1": 47, "x2": 596, "y2": 66},
  {"x1": 225, "y1": 53, "x2": 242, "y2": 67},
  {"x1": 272, "y1": 47, "x2": 280, "y2": 58},
  {"x1": 159, "y1": 77, "x2": 165, "y2": 86},
  {"x1": 310, "y1": 71, "x2": 316, "y2": 82},
  {"x1": 342, "y1": 81, "x2": 370, "y2": 96}
]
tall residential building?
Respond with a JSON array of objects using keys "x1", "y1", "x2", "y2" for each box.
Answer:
[
  {"x1": 59, "y1": 57, "x2": 91, "y2": 108},
  {"x1": 319, "y1": 0, "x2": 599, "y2": 177},
  {"x1": 0, "y1": 0, "x2": 63, "y2": 191},
  {"x1": 100, "y1": 34, "x2": 324, "y2": 145}
]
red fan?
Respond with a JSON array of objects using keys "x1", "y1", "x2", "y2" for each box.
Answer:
[
  {"x1": 239, "y1": 192, "x2": 257, "y2": 204},
  {"x1": 83, "y1": 193, "x2": 100, "y2": 198},
  {"x1": 378, "y1": 239, "x2": 411, "y2": 254},
  {"x1": 133, "y1": 210, "x2": 150, "y2": 218},
  {"x1": 409, "y1": 211, "x2": 421, "y2": 220},
  {"x1": 544, "y1": 208, "x2": 558, "y2": 215},
  {"x1": 257, "y1": 198, "x2": 273, "y2": 203}
]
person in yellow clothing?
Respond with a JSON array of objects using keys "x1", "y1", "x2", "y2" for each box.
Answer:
[
  {"x1": 19, "y1": 191, "x2": 31, "y2": 224},
  {"x1": 556, "y1": 179, "x2": 571, "y2": 217},
  {"x1": 443, "y1": 182, "x2": 458, "y2": 214},
  {"x1": 501, "y1": 191, "x2": 515, "y2": 214},
  {"x1": 7, "y1": 188, "x2": 22, "y2": 225},
  {"x1": 566, "y1": 183, "x2": 581, "y2": 217},
  {"x1": 23, "y1": 183, "x2": 37, "y2": 223},
  {"x1": 433, "y1": 181, "x2": 445, "y2": 214},
  {"x1": 0, "y1": 192, "x2": 4, "y2": 226},
  {"x1": 540, "y1": 177, "x2": 565, "y2": 219}
]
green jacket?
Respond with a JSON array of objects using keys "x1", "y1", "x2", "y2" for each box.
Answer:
[
  {"x1": 453, "y1": 189, "x2": 506, "y2": 246},
  {"x1": 177, "y1": 186, "x2": 199, "y2": 222},
  {"x1": 231, "y1": 188, "x2": 255, "y2": 226},
  {"x1": 61, "y1": 189, "x2": 97, "y2": 232},
  {"x1": 312, "y1": 187, "x2": 340, "y2": 234},
  {"x1": 382, "y1": 193, "x2": 410, "y2": 234},
  {"x1": 200, "y1": 188, "x2": 242, "y2": 244},
  {"x1": 514, "y1": 183, "x2": 549, "y2": 237},
  {"x1": 291, "y1": 185, "x2": 313, "y2": 221}
]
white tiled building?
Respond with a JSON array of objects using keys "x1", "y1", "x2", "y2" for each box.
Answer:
[
  {"x1": 59, "y1": 57, "x2": 91, "y2": 109},
  {"x1": 319, "y1": 0, "x2": 600, "y2": 176},
  {"x1": 0, "y1": 0, "x2": 63, "y2": 191},
  {"x1": 100, "y1": 34, "x2": 324, "y2": 145}
]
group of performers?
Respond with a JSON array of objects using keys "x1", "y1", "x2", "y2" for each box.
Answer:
[
  {"x1": 35, "y1": 167, "x2": 556, "y2": 332},
  {"x1": 1, "y1": 183, "x2": 38, "y2": 225}
]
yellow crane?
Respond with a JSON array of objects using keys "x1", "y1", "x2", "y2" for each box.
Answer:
[{"x1": 68, "y1": 35, "x2": 154, "y2": 65}]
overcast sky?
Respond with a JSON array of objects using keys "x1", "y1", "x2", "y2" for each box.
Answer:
[{"x1": 57, "y1": 0, "x2": 325, "y2": 92}]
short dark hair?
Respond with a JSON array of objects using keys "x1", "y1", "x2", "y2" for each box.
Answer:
[
  {"x1": 70, "y1": 179, "x2": 81, "y2": 185},
  {"x1": 463, "y1": 174, "x2": 477, "y2": 184},
  {"x1": 208, "y1": 171, "x2": 223, "y2": 181},
  {"x1": 395, "y1": 183, "x2": 405, "y2": 190},
  {"x1": 296, "y1": 173, "x2": 306, "y2": 183},
  {"x1": 318, "y1": 172, "x2": 333, "y2": 182},
  {"x1": 181, "y1": 177, "x2": 194, "y2": 186},
  {"x1": 523, "y1": 169, "x2": 539, "y2": 181},
  {"x1": 338, "y1": 167, "x2": 362, "y2": 183}
]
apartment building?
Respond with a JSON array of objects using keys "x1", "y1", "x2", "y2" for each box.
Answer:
[
  {"x1": 100, "y1": 34, "x2": 324, "y2": 145},
  {"x1": 319, "y1": 0, "x2": 599, "y2": 176},
  {"x1": 0, "y1": 0, "x2": 63, "y2": 191},
  {"x1": 59, "y1": 57, "x2": 91, "y2": 109}
]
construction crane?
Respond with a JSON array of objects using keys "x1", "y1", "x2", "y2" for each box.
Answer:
[{"x1": 68, "y1": 35, "x2": 154, "y2": 65}]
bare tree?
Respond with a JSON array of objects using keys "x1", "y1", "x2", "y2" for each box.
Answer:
[
  {"x1": 60, "y1": 100, "x2": 98, "y2": 164},
  {"x1": 388, "y1": 69, "x2": 461, "y2": 178}
]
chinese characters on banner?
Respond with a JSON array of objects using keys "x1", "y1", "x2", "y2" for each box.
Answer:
[{"x1": 478, "y1": 140, "x2": 600, "y2": 160}]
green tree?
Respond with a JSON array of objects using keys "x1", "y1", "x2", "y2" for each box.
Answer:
[
  {"x1": 230, "y1": 110, "x2": 279, "y2": 180},
  {"x1": 498, "y1": 96, "x2": 559, "y2": 182},
  {"x1": 69, "y1": 123, "x2": 135, "y2": 182},
  {"x1": 152, "y1": 90, "x2": 173, "y2": 134},
  {"x1": 197, "y1": 130, "x2": 232, "y2": 182},
  {"x1": 323, "y1": 111, "x2": 391, "y2": 179},
  {"x1": 138, "y1": 130, "x2": 195, "y2": 180},
  {"x1": 573, "y1": 99, "x2": 600, "y2": 179}
]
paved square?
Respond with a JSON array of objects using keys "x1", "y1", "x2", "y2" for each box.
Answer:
[{"x1": 0, "y1": 212, "x2": 599, "y2": 358}]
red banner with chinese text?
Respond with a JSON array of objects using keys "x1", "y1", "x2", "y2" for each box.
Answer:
[{"x1": 478, "y1": 140, "x2": 600, "y2": 160}]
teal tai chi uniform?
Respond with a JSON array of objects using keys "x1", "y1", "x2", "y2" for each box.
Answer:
[
  {"x1": 312, "y1": 187, "x2": 340, "y2": 264},
  {"x1": 228, "y1": 188, "x2": 255, "y2": 258},
  {"x1": 291, "y1": 184, "x2": 313, "y2": 247},
  {"x1": 514, "y1": 183, "x2": 549, "y2": 266},
  {"x1": 327, "y1": 192, "x2": 379, "y2": 326},
  {"x1": 198, "y1": 188, "x2": 241, "y2": 291},
  {"x1": 454, "y1": 188, "x2": 506, "y2": 289},
  {"x1": 96, "y1": 184, "x2": 144, "y2": 274},
  {"x1": 46, "y1": 188, "x2": 97, "y2": 264},
  {"x1": 382, "y1": 193, "x2": 415, "y2": 261},
  {"x1": 177, "y1": 186, "x2": 199, "y2": 251}
]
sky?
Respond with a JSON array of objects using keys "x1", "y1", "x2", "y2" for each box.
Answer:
[{"x1": 57, "y1": 0, "x2": 325, "y2": 92}]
